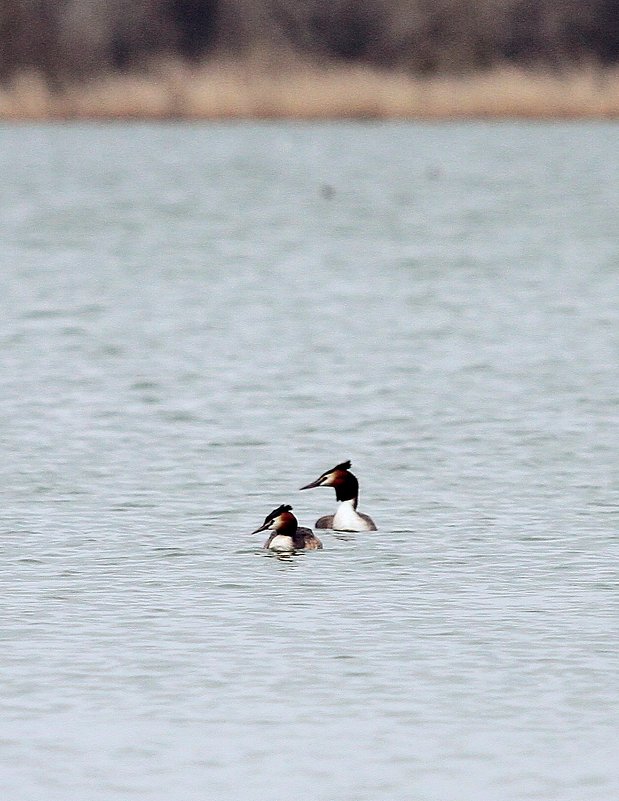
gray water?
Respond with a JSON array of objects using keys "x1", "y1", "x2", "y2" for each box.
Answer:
[{"x1": 0, "y1": 122, "x2": 618, "y2": 801}]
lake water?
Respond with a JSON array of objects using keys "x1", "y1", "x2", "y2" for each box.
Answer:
[{"x1": 0, "y1": 122, "x2": 618, "y2": 801}]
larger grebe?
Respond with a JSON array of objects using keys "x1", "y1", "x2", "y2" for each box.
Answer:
[
  {"x1": 300, "y1": 460, "x2": 377, "y2": 532},
  {"x1": 251, "y1": 505, "x2": 323, "y2": 552}
]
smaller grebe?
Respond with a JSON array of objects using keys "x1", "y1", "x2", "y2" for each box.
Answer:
[
  {"x1": 300, "y1": 460, "x2": 377, "y2": 532},
  {"x1": 251, "y1": 505, "x2": 323, "y2": 552}
]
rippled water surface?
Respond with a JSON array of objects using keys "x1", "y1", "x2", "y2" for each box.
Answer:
[{"x1": 1, "y1": 122, "x2": 618, "y2": 801}]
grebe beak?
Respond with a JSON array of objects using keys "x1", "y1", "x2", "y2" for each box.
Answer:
[
  {"x1": 250, "y1": 522, "x2": 269, "y2": 535},
  {"x1": 299, "y1": 477, "x2": 322, "y2": 490}
]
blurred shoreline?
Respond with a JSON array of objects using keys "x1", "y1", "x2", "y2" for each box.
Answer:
[{"x1": 2, "y1": 62, "x2": 619, "y2": 121}]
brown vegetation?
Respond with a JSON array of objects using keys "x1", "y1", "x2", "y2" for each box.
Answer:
[
  {"x1": 2, "y1": 61, "x2": 619, "y2": 120},
  {"x1": 2, "y1": 1, "x2": 619, "y2": 118}
]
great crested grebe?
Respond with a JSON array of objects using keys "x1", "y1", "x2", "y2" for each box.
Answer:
[
  {"x1": 300, "y1": 460, "x2": 377, "y2": 532},
  {"x1": 251, "y1": 505, "x2": 323, "y2": 552}
]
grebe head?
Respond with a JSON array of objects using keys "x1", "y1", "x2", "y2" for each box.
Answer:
[
  {"x1": 251, "y1": 504, "x2": 297, "y2": 535},
  {"x1": 300, "y1": 460, "x2": 359, "y2": 503}
]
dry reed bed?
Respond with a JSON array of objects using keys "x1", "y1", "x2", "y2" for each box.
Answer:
[{"x1": 2, "y1": 63, "x2": 619, "y2": 120}]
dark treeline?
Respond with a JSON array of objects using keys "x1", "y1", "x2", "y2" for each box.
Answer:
[{"x1": 2, "y1": 0, "x2": 619, "y2": 81}]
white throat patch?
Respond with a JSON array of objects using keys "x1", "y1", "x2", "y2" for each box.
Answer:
[
  {"x1": 267, "y1": 534, "x2": 295, "y2": 552},
  {"x1": 332, "y1": 499, "x2": 371, "y2": 532}
]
